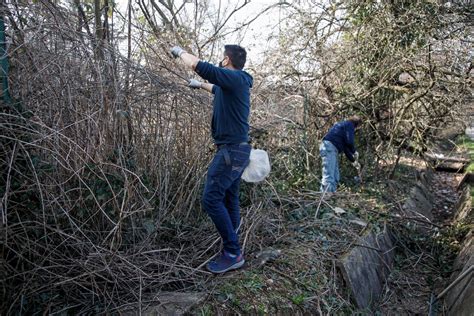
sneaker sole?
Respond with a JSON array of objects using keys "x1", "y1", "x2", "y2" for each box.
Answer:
[{"x1": 209, "y1": 259, "x2": 245, "y2": 274}]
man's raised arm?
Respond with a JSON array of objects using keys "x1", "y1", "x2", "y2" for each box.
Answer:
[
  {"x1": 171, "y1": 46, "x2": 199, "y2": 70},
  {"x1": 171, "y1": 47, "x2": 215, "y2": 94},
  {"x1": 171, "y1": 45, "x2": 240, "y2": 90}
]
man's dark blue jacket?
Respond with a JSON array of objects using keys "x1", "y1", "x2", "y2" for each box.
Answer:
[
  {"x1": 323, "y1": 120, "x2": 357, "y2": 162},
  {"x1": 195, "y1": 61, "x2": 253, "y2": 145}
]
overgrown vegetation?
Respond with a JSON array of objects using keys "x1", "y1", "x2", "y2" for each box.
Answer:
[
  {"x1": 457, "y1": 135, "x2": 474, "y2": 173},
  {"x1": 0, "y1": 0, "x2": 472, "y2": 314}
]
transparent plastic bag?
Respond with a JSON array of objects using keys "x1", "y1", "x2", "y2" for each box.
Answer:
[{"x1": 241, "y1": 149, "x2": 271, "y2": 183}]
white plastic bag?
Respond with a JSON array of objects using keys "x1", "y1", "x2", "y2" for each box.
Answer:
[{"x1": 241, "y1": 149, "x2": 271, "y2": 183}]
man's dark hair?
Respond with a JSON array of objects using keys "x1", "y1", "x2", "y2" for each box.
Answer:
[
  {"x1": 348, "y1": 115, "x2": 362, "y2": 128},
  {"x1": 224, "y1": 45, "x2": 247, "y2": 70}
]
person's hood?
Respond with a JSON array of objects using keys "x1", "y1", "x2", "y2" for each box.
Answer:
[{"x1": 241, "y1": 70, "x2": 253, "y2": 88}]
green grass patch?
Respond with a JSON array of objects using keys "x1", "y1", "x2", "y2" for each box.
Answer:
[
  {"x1": 467, "y1": 163, "x2": 474, "y2": 173},
  {"x1": 196, "y1": 304, "x2": 213, "y2": 316},
  {"x1": 456, "y1": 135, "x2": 474, "y2": 172},
  {"x1": 214, "y1": 271, "x2": 271, "y2": 313}
]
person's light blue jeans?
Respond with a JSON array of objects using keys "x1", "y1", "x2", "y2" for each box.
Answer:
[{"x1": 319, "y1": 140, "x2": 339, "y2": 192}]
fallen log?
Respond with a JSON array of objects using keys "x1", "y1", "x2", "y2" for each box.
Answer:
[
  {"x1": 433, "y1": 163, "x2": 465, "y2": 173},
  {"x1": 424, "y1": 153, "x2": 470, "y2": 164}
]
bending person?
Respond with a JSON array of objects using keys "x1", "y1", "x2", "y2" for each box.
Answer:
[{"x1": 320, "y1": 116, "x2": 361, "y2": 192}]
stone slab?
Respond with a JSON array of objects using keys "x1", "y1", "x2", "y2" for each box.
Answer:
[
  {"x1": 403, "y1": 182, "x2": 434, "y2": 221},
  {"x1": 454, "y1": 185, "x2": 473, "y2": 223},
  {"x1": 338, "y1": 226, "x2": 395, "y2": 309},
  {"x1": 122, "y1": 292, "x2": 207, "y2": 316},
  {"x1": 445, "y1": 232, "x2": 474, "y2": 316},
  {"x1": 445, "y1": 184, "x2": 474, "y2": 316}
]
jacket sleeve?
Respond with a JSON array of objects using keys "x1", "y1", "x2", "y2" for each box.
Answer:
[
  {"x1": 343, "y1": 147, "x2": 355, "y2": 162},
  {"x1": 343, "y1": 122, "x2": 356, "y2": 162},
  {"x1": 195, "y1": 61, "x2": 240, "y2": 90}
]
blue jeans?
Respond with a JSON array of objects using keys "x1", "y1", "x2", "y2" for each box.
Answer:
[
  {"x1": 202, "y1": 143, "x2": 251, "y2": 256},
  {"x1": 320, "y1": 140, "x2": 340, "y2": 192}
]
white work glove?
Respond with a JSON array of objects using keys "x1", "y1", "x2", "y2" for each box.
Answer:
[
  {"x1": 353, "y1": 151, "x2": 359, "y2": 161},
  {"x1": 352, "y1": 161, "x2": 361, "y2": 171},
  {"x1": 188, "y1": 79, "x2": 202, "y2": 89},
  {"x1": 170, "y1": 46, "x2": 186, "y2": 58}
]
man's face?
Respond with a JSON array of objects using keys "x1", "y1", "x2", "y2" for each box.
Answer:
[{"x1": 219, "y1": 54, "x2": 230, "y2": 68}]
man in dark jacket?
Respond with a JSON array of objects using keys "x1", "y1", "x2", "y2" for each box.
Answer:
[
  {"x1": 171, "y1": 45, "x2": 252, "y2": 273},
  {"x1": 320, "y1": 116, "x2": 361, "y2": 192}
]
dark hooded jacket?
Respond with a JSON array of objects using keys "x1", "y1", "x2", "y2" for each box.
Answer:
[
  {"x1": 323, "y1": 120, "x2": 357, "y2": 162},
  {"x1": 195, "y1": 61, "x2": 253, "y2": 145}
]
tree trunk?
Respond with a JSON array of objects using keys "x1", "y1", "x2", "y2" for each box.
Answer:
[{"x1": 94, "y1": 0, "x2": 104, "y2": 61}]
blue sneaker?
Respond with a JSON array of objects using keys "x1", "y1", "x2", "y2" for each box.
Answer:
[{"x1": 207, "y1": 251, "x2": 245, "y2": 274}]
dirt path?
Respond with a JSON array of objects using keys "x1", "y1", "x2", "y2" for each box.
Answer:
[{"x1": 431, "y1": 172, "x2": 464, "y2": 224}]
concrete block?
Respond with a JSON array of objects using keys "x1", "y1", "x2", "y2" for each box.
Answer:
[
  {"x1": 122, "y1": 292, "x2": 207, "y2": 316},
  {"x1": 403, "y1": 182, "x2": 434, "y2": 221},
  {"x1": 338, "y1": 226, "x2": 395, "y2": 309},
  {"x1": 445, "y1": 185, "x2": 474, "y2": 316},
  {"x1": 445, "y1": 232, "x2": 474, "y2": 316},
  {"x1": 454, "y1": 185, "x2": 473, "y2": 223}
]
